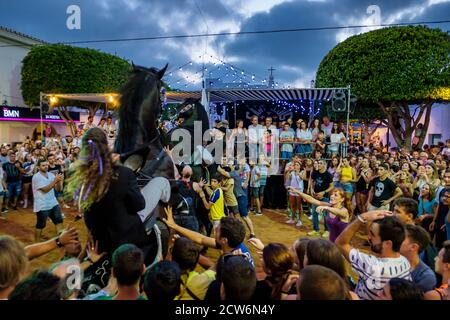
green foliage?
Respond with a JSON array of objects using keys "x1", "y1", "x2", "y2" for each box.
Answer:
[
  {"x1": 317, "y1": 100, "x2": 384, "y2": 123},
  {"x1": 21, "y1": 44, "x2": 132, "y2": 106},
  {"x1": 316, "y1": 26, "x2": 450, "y2": 103}
]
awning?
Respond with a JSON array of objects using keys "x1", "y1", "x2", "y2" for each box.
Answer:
[
  {"x1": 209, "y1": 88, "x2": 335, "y2": 102},
  {"x1": 44, "y1": 88, "x2": 341, "y2": 106},
  {"x1": 50, "y1": 93, "x2": 120, "y2": 104}
]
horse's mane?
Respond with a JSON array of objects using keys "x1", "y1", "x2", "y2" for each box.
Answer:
[{"x1": 115, "y1": 64, "x2": 167, "y2": 154}]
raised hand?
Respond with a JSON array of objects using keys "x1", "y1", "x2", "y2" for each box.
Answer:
[
  {"x1": 248, "y1": 237, "x2": 265, "y2": 251},
  {"x1": 163, "y1": 146, "x2": 173, "y2": 158},
  {"x1": 360, "y1": 210, "x2": 393, "y2": 222},
  {"x1": 86, "y1": 238, "x2": 106, "y2": 264},
  {"x1": 111, "y1": 153, "x2": 121, "y2": 164},
  {"x1": 316, "y1": 206, "x2": 326, "y2": 214},
  {"x1": 163, "y1": 206, "x2": 176, "y2": 227},
  {"x1": 59, "y1": 227, "x2": 78, "y2": 246}
]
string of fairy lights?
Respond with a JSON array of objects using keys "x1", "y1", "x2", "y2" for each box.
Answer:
[
  {"x1": 164, "y1": 52, "x2": 284, "y2": 90},
  {"x1": 163, "y1": 53, "x2": 327, "y2": 117},
  {"x1": 209, "y1": 98, "x2": 326, "y2": 117}
]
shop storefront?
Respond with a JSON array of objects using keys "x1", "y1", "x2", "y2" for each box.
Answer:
[{"x1": 0, "y1": 106, "x2": 80, "y2": 144}]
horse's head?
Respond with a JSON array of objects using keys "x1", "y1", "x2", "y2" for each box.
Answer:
[{"x1": 115, "y1": 63, "x2": 168, "y2": 154}]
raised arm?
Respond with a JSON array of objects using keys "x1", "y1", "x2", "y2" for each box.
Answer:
[
  {"x1": 319, "y1": 206, "x2": 349, "y2": 219},
  {"x1": 163, "y1": 206, "x2": 216, "y2": 248},
  {"x1": 25, "y1": 227, "x2": 78, "y2": 260},
  {"x1": 36, "y1": 174, "x2": 63, "y2": 194},
  {"x1": 217, "y1": 166, "x2": 231, "y2": 178},
  {"x1": 288, "y1": 188, "x2": 329, "y2": 206}
]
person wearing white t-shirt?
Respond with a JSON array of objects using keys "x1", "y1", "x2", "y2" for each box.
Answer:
[
  {"x1": 32, "y1": 159, "x2": 64, "y2": 242},
  {"x1": 329, "y1": 124, "x2": 347, "y2": 156},
  {"x1": 264, "y1": 117, "x2": 278, "y2": 136},
  {"x1": 336, "y1": 211, "x2": 412, "y2": 300},
  {"x1": 248, "y1": 116, "x2": 263, "y2": 162},
  {"x1": 321, "y1": 116, "x2": 333, "y2": 139},
  {"x1": 442, "y1": 139, "x2": 450, "y2": 158},
  {"x1": 83, "y1": 115, "x2": 96, "y2": 131}
]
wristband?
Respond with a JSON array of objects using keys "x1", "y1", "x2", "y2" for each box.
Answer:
[
  {"x1": 357, "y1": 215, "x2": 367, "y2": 224},
  {"x1": 55, "y1": 237, "x2": 63, "y2": 248}
]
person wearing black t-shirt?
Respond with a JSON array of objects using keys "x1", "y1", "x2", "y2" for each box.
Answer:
[
  {"x1": 309, "y1": 159, "x2": 334, "y2": 236},
  {"x1": 47, "y1": 154, "x2": 69, "y2": 210},
  {"x1": 2, "y1": 153, "x2": 24, "y2": 210},
  {"x1": 367, "y1": 163, "x2": 403, "y2": 211},
  {"x1": 430, "y1": 169, "x2": 450, "y2": 248}
]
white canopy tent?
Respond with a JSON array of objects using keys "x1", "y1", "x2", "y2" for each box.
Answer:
[{"x1": 41, "y1": 86, "x2": 351, "y2": 137}]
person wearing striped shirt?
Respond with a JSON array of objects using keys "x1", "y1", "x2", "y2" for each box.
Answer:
[{"x1": 336, "y1": 211, "x2": 411, "y2": 300}]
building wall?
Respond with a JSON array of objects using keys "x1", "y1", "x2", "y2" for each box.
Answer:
[
  {"x1": 0, "y1": 38, "x2": 31, "y2": 107},
  {"x1": 0, "y1": 121, "x2": 72, "y2": 144},
  {"x1": 376, "y1": 103, "x2": 450, "y2": 147}
]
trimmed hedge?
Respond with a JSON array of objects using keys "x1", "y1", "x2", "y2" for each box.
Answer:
[{"x1": 21, "y1": 44, "x2": 131, "y2": 106}]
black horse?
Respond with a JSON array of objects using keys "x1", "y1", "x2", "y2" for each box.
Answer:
[{"x1": 114, "y1": 63, "x2": 174, "y2": 266}]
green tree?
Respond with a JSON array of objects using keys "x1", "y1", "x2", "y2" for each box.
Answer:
[
  {"x1": 21, "y1": 44, "x2": 132, "y2": 135},
  {"x1": 316, "y1": 26, "x2": 450, "y2": 150},
  {"x1": 21, "y1": 44, "x2": 131, "y2": 106}
]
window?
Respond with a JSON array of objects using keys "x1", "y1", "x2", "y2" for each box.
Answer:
[{"x1": 429, "y1": 134, "x2": 442, "y2": 145}]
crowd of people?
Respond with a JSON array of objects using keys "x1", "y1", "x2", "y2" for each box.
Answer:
[{"x1": 0, "y1": 113, "x2": 449, "y2": 301}]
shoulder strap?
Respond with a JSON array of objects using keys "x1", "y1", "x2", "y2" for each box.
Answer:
[{"x1": 180, "y1": 276, "x2": 201, "y2": 301}]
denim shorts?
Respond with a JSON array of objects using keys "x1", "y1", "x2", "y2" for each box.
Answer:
[
  {"x1": 228, "y1": 205, "x2": 239, "y2": 214},
  {"x1": 340, "y1": 182, "x2": 353, "y2": 194},
  {"x1": 259, "y1": 185, "x2": 266, "y2": 197},
  {"x1": 281, "y1": 151, "x2": 292, "y2": 160},
  {"x1": 36, "y1": 205, "x2": 64, "y2": 229},
  {"x1": 7, "y1": 181, "x2": 22, "y2": 199},
  {"x1": 237, "y1": 195, "x2": 249, "y2": 217},
  {"x1": 251, "y1": 187, "x2": 260, "y2": 197},
  {"x1": 0, "y1": 191, "x2": 5, "y2": 197}
]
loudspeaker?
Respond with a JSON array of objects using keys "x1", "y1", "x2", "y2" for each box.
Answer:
[{"x1": 332, "y1": 90, "x2": 347, "y2": 112}]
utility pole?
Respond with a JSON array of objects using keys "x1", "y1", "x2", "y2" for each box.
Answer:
[{"x1": 268, "y1": 67, "x2": 275, "y2": 88}]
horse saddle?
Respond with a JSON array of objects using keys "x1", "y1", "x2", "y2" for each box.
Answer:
[{"x1": 120, "y1": 145, "x2": 150, "y2": 172}]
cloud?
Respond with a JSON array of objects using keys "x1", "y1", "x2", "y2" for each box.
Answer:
[
  {"x1": 0, "y1": 0, "x2": 449, "y2": 91},
  {"x1": 221, "y1": 0, "x2": 293, "y2": 19},
  {"x1": 334, "y1": 0, "x2": 450, "y2": 43}
]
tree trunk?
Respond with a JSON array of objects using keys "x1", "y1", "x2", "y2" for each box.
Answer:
[
  {"x1": 416, "y1": 102, "x2": 433, "y2": 149},
  {"x1": 56, "y1": 106, "x2": 77, "y2": 137},
  {"x1": 87, "y1": 104, "x2": 101, "y2": 118},
  {"x1": 400, "y1": 101, "x2": 412, "y2": 150},
  {"x1": 377, "y1": 101, "x2": 434, "y2": 151},
  {"x1": 377, "y1": 102, "x2": 405, "y2": 149}
]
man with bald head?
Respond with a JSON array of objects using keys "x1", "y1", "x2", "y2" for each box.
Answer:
[{"x1": 169, "y1": 164, "x2": 200, "y2": 232}]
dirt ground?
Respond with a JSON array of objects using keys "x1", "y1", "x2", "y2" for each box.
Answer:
[{"x1": 0, "y1": 205, "x2": 365, "y2": 280}]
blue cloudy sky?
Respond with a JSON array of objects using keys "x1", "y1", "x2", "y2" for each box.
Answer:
[{"x1": 1, "y1": 0, "x2": 449, "y2": 90}]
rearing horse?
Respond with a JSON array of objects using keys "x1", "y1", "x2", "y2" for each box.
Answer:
[{"x1": 115, "y1": 63, "x2": 173, "y2": 266}]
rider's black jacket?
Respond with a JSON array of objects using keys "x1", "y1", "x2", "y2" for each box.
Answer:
[{"x1": 84, "y1": 165, "x2": 147, "y2": 254}]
